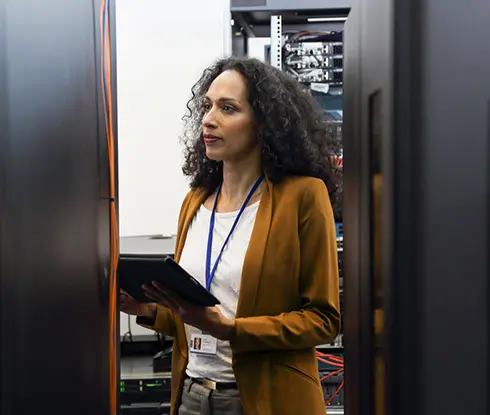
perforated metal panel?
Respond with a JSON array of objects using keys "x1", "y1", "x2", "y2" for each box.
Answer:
[{"x1": 270, "y1": 15, "x2": 282, "y2": 69}]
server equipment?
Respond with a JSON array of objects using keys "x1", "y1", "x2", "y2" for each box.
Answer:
[
  {"x1": 237, "y1": 11, "x2": 348, "y2": 411},
  {"x1": 343, "y1": 1, "x2": 489, "y2": 415},
  {"x1": 120, "y1": 356, "x2": 172, "y2": 414}
]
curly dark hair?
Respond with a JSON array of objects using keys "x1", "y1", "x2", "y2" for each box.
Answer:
[{"x1": 181, "y1": 56, "x2": 342, "y2": 213}]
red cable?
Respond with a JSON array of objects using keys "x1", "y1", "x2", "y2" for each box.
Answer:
[
  {"x1": 317, "y1": 354, "x2": 344, "y2": 407},
  {"x1": 317, "y1": 353, "x2": 344, "y2": 363},
  {"x1": 317, "y1": 356, "x2": 344, "y2": 368},
  {"x1": 320, "y1": 368, "x2": 343, "y2": 381}
]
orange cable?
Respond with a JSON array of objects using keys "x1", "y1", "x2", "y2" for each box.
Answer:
[
  {"x1": 316, "y1": 352, "x2": 344, "y2": 363},
  {"x1": 316, "y1": 350, "x2": 344, "y2": 359},
  {"x1": 320, "y1": 367, "x2": 344, "y2": 382},
  {"x1": 100, "y1": 1, "x2": 118, "y2": 414},
  {"x1": 317, "y1": 353, "x2": 344, "y2": 407},
  {"x1": 317, "y1": 357, "x2": 344, "y2": 368},
  {"x1": 316, "y1": 352, "x2": 344, "y2": 365}
]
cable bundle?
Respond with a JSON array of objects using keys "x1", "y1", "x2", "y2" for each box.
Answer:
[
  {"x1": 316, "y1": 350, "x2": 344, "y2": 407},
  {"x1": 99, "y1": 1, "x2": 118, "y2": 414}
]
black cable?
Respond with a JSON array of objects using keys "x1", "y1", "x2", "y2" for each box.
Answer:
[
  {"x1": 122, "y1": 314, "x2": 134, "y2": 342},
  {"x1": 128, "y1": 314, "x2": 133, "y2": 341}
]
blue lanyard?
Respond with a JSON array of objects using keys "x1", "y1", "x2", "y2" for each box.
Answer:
[{"x1": 205, "y1": 175, "x2": 264, "y2": 291}]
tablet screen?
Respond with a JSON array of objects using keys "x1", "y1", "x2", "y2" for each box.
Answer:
[{"x1": 118, "y1": 255, "x2": 220, "y2": 307}]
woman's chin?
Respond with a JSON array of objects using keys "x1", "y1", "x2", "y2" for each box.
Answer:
[{"x1": 205, "y1": 148, "x2": 226, "y2": 162}]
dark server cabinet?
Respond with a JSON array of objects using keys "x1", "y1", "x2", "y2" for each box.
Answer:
[
  {"x1": 0, "y1": 1, "x2": 118, "y2": 414},
  {"x1": 343, "y1": 1, "x2": 489, "y2": 415}
]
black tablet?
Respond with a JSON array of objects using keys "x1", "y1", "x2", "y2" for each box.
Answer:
[{"x1": 118, "y1": 254, "x2": 220, "y2": 307}]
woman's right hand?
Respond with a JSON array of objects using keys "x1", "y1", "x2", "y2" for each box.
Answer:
[{"x1": 120, "y1": 291, "x2": 156, "y2": 318}]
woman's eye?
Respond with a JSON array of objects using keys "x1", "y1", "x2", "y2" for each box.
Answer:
[
  {"x1": 222, "y1": 105, "x2": 235, "y2": 113},
  {"x1": 203, "y1": 103, "x2": 211, "y2": 112}
]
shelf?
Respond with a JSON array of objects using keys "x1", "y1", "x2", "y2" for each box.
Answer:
[
  {"x1": 231, "y1": 0, "x2": 351, "y2": 13},
  {"x1": 326, "y1": 408, "x2": 344, "y2": 415},
  {"x1": 232, "y1": 8, "x2": 349, "y2": 39}
]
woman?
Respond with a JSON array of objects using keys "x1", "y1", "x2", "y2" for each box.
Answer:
[{"x1": 120, "y1": 57, "x2": 341, "y2": 415}]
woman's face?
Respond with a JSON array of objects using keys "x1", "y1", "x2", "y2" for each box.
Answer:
[{"x1": 201, "y1": 70, "x2": 258, "y2": 163}]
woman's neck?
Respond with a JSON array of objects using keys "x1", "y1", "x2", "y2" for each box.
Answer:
[{"x1": 220, "y1": 158, "x2": 263, "y2": 208}]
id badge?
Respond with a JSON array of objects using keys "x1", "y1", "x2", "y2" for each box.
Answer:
[{"x1": 190, "y1": 333, "x2": 217, "y2": 356}]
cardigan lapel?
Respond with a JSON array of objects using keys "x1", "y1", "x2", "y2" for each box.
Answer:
[
  {"x1": 174, "y1": 180, "x2": 273, "y2": 318},
  {"x1": 235, "y1": 179, "x2": 273, "y2": 318},
  {"x1": 173, "y1": 188, "x2": 207, "y2": 263}
]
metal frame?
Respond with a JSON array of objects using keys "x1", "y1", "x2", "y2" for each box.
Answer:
[
  {"x1": 270, "y1": 15, "x2": 282, "y2": 68},
  {"x1": 0, "y1": 3, "x2": 9, "y2": 412},
  {"x1": 231, "y1": 0, "x2": 352, "y2": 11},
  {"x1": 233, "y1": 12, "x2": 255, "y2": 38},
  {"x1": 222, "y1": 5, "x2": 233, "y2": 57},
  {"x1": 231, "y1": 13, "x2": 251, "y2": 57},
  {"x1": 93, "y1": 0, "x2": 121, "y2": 407},
  {"x1": 342, "y1": 4, "x2": 374, "y2": 415}
]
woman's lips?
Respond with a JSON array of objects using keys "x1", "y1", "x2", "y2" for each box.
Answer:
[{"x1": 203, "y1": 134, "x2": 221, "y2": 144}]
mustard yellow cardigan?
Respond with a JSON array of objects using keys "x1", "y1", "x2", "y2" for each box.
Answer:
[{"x1": 138, "y1": 175, "x2": 340, "y2": 415}]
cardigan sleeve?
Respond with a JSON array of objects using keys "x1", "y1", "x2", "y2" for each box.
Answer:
[
  {"x1": 232, "y1": 179, "x2": 340, "y2": 353},
  {"x1": 136, "y1": 305, "x2": 177, "y2": 337}
]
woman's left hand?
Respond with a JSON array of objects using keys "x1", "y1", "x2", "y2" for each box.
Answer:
[{"x1": 143, "y1": 281, "x2": 236, "y2": 341}]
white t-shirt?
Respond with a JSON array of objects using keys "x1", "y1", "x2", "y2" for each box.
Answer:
[{"x1": 178, "y1": 200, "x2": 259, "y2": 382}]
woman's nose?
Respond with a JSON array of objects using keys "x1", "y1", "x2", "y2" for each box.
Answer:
[{"x1": 202, "y1": 108, "x2": 218, "y2": 128}]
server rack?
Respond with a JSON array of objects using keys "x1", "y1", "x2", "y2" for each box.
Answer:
[
  {"x1": 0, "y1": 1, "x2": 119, "y2": 414},
  {"x1": 232, "y1": 5, "x2": 348, "y2": 412},
  {"x1": 343, "y1": 1, "x2": 489, "y2": 415}
]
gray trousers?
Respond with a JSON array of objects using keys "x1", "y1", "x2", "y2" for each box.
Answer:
[{"x1": 178, "y1": 378, "x2": 244, "y2": 415}]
